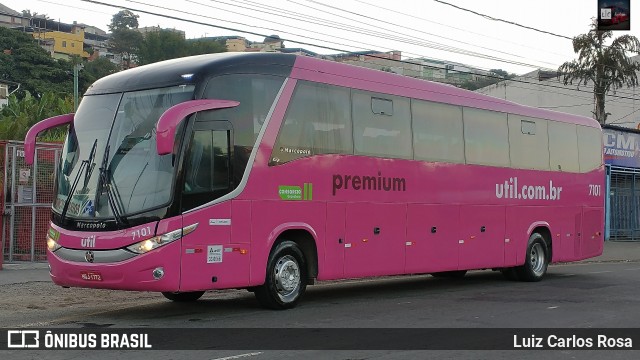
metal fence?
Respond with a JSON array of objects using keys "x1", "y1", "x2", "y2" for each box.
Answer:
[
  {"x1": 1, "y1": 141, "x2": 62, "y2": 262},
  {"x1": 608, "y1": 166, "x2": 640, "y2": 241}
]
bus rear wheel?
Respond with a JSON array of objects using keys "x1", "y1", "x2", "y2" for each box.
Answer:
[
  {"x1": 255, "y1": 240, "x2": 307, "y2": 310},
  {"x1": 515, "y1": 233, "x2": 549, "y2": 282},
  {"x1": 162, "y1": 291, "x2": 205, "y2": 302}
]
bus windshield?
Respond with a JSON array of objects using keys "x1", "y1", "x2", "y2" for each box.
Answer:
[{"x1": 54, "y1": 85, "x2": 195, "y2": 219}]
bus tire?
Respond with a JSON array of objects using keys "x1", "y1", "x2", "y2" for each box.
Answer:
[
  {"x1": 431, "y1": 270, "x2": 467, "y2": 278},
  {"x1": 515, "y1": 233, "x2": 549, "y2": 282},
  {"x1": 255, "y1": 240, "x2": 307, "y2": 310},
  {"x1": 162, "y1": 291, "x2": 205, "y2": 302}
]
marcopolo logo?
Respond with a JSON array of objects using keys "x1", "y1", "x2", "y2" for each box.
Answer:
[{"x1": 278, "y1": 184, "x2": 313, "y2": 201}]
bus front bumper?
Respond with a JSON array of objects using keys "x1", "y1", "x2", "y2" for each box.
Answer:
[{"x1": 47, "y1": 241, "x2": 181, "y2": 292}]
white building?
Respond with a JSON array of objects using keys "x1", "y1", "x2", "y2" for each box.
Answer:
[
  {"x1": 476, "y1": 56, "x2": 640, "y2": 128},
  {"x1": 0, "y1": 82, "x2": 9, "y2": 108}
]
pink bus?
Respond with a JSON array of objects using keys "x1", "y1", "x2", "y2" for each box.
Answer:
[{"x1": 25, "y1": 53, "x2": 604, "y2": 309}]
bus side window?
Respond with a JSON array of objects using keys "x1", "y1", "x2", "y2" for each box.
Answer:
[
  {"x1": 508, "y1": 115, "x2": 550, "y2": 170},
  {"x1": 411, "y1": 100, "x2": 464, "y2": 163},
  {"x1": 353, "y1": 91, "x2": 412, "y2": 159},
  {"x1": 271, "y1": 81, "x2": 352, "y2": 165},
  {"x1": 182, "y1": 129, "x2": 231, "y2": 211}
]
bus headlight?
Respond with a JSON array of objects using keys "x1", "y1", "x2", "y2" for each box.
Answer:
[
  {"x1": 46, "y1": 236, "x2": 61, "y2": 252},
  {"x1": 47, "y1": 227, "x2": 61, "y2": 252},
  {"x1": 126, "y1": 223, "x2": 198, "y2": 254}
]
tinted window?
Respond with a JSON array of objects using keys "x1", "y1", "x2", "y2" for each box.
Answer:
[
  {"x1": 412, "y1": 100, "x2": 464, "y2": 163},
  {"x1": 548, "y1": 121, "x2": 579, "y2": 172},
  {"x1": 577, "y1": 125, "x2": 602, "y2": 172},
  {"x1": 353, "y1": 91, "x2": 412, "y2": 159},
  {"x1": 463, "y1": 108, "x2": 509, "y2": 167},
  {"x1": 508, "y1": 115, "x2": 550, "y2": 170},
  {"x1": 182, "y1": 129, "x2": 231, "y2": 211},
  {"x1": 203, "y1": 74, "x2": 284, "y2": 180},
  {"x1": 271, "y1": 81, "x2": 352, "y2": 165}
]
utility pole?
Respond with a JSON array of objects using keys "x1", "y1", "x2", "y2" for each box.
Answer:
[{"x1": 73, "y1": 63, "x2": 79, "y2": 111}]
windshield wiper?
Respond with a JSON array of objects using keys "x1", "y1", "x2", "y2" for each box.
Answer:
[
  {"x1": 96, "y1": 144, "x2": 128, "y2": 226},
  {"x1": 61, "y1": 139, "x2": 97, "y2": 220}
]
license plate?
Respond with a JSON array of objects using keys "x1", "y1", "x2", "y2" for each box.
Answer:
[{"x1": 80, "y1": 271, "x2": 102, "y2": 281}]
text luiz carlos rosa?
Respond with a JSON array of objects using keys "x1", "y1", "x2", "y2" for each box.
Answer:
[{"x1": 513, "y1": 334, "x2": 632, "y2": 349}]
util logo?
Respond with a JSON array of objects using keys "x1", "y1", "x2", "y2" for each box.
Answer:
[{"x1": 81, "y1": 235, "x2": 96, "y2": 248}]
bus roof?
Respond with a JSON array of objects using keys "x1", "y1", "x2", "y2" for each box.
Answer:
[
  {"x1": 85, "y1": 52, "x2": 598, "y2": 129},
  {"x1": 85, "y1": 52, "x2": 296, "y2": 96}
]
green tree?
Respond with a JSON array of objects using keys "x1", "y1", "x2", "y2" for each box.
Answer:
[
  {"x1": 82, "y1": 57, "x2": 120, "y2": 87},
  {"x1": 0, "y1": 27, "x2": 74, "y2": 97},
  {"x1": 108, "y1": 10, "x2": 139, "y2": 32},
  {"x1": 559, "y1": 20, "x2": 640, "y2": 124},
  {"x1": 138, "y1": 30, "x2": 226, "y2": 65},
  {"x1": 489, "y1": 69, "x2": 515, "y2": 79},
  {"x1": 187, "y1": 39, "x2": 227, "y2": 56},
  {"x1": 108, "y1": 10, "x2": 143, "y2": 69},
  {"x1": 138, "y1": 30, "x2": 188, "y2": 65},
  {"x1": 0, "y1": 91, "x2": 73, "y2": 141}
]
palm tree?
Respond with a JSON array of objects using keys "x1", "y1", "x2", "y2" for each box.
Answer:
[{"x1": 558, "y1": 20, "x2": 640, "y2": 124}]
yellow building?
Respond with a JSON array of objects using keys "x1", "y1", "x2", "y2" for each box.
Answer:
[{"x1": 31, "y1": 24, "x2": 89, "y2": 59}]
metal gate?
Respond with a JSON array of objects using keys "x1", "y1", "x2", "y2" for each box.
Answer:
[
  {"x1": 609, "y1": 166, "x2": 640, "y2": 241},
  {"x1": 1, "y1": 141, "x2": 62, "y2": 262}
]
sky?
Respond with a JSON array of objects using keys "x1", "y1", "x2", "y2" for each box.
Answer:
[{"x1": 2, "y1": 0, "x2": 639, "y2": 75}]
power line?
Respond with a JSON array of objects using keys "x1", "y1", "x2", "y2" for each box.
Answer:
[
  {"x1": 36, "y1": 0, "x2": 114, "y2": 16},
  {"x1": 351, "y1": 0, "x2": 570, "y2": 59},
  {"x1": 81, "y1": 0, "x2": 639, "y2": 104},
  {"x1": 432, "y1": 0, "x2": 573, "y2": 40},
  {"x1": 295, "y1": 0, "x2": 559, "y2": 68},
  {"x1": 223, "y1": 0, "x2": 639, "y2": 97},
  {"x1": 609, "y1": 107, "x2": 640, "y2": 124},
  {"x1": 204, "y1": 0, "x2": 558, "y2": 70}
]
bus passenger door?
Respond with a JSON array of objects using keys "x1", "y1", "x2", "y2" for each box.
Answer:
[
  {"x1": 458, "y1": 205, "x2": 506, "y2": 270},
  {"x1": 344, "y1": 202, "x2": 406, "y2": 278},
  {"x1": 405, "y1": 204, "x2": 460, "y2": 273},
  {"x1": 179, "y1": 121, "x2": 251, "y2": 290}
]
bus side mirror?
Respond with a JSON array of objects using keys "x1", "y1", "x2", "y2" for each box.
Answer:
[
  {"x1": 156, "y1": 99, "x2": 240, "y2": 155},
  {"x1": 24, "y1": 113, "x2": 74, "y2": 165}
]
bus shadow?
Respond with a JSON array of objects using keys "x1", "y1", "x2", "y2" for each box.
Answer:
[{"x1": 75, "y1": 269, "x2": 597, "y2": 325}]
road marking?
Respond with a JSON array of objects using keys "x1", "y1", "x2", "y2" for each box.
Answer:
[
  {"x1": 587, "y1": 271, "x2": 612, "y2": 274},
  {"x1": 624, "y1": 268, "x2": 640, "y2": 271},
  {"x1": 211, "y1": 352, "x2": 263, "y2": 360},
  {"x1": 547, "y1": 306, "x2": 558, "y2": 309}
]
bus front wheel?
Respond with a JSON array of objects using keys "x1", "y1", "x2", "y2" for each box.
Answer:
[
  {"x1": 255, "y1": 240, "x2": 307, "y2": 310},
  {"x1": 162, "y1": 291, "x2": 205, "y2": 302},
  {"x1": 515, "y1": 233, "x2": 549, "y2": 282}
]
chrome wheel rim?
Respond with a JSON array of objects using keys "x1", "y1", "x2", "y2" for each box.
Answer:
[
  {"x1": 274, "y1": 255, "x2": 300, "y2": 300},
  {"x1": 529, "y1": 242, "x2": 546, "y2": 276}
]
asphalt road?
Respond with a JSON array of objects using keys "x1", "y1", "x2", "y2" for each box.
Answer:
[{"x1": 2, "y1": 261, "x2": 640, "y2": 359}]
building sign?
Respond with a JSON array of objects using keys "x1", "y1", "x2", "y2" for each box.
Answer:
[{"x1": 603, "y1": 128, "x2": 640, "y2": 168}]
